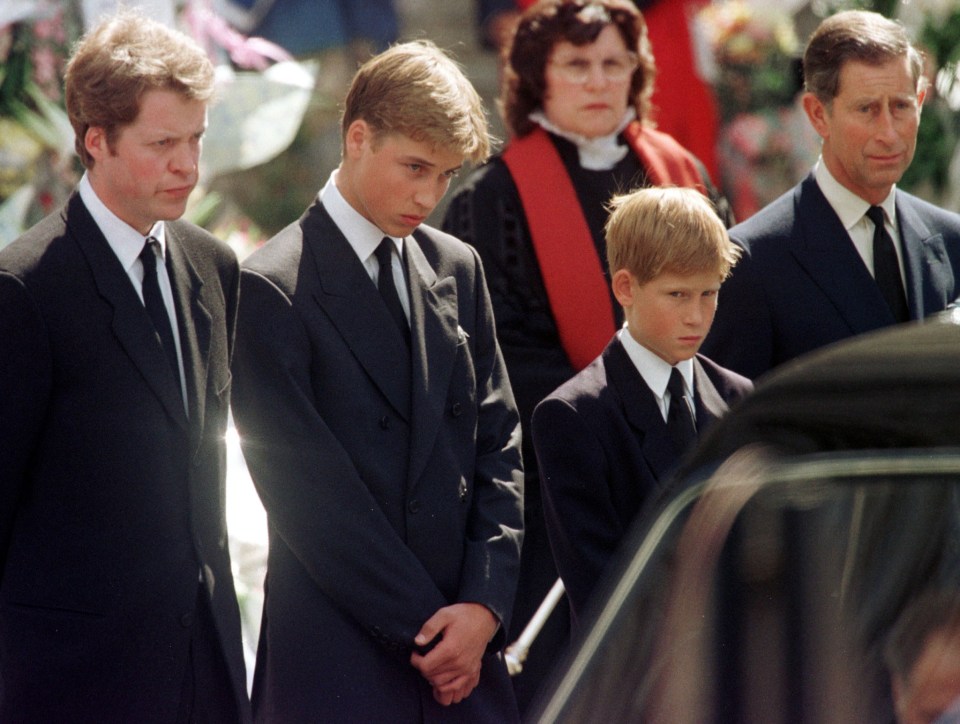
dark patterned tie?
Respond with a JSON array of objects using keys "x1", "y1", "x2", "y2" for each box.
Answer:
[
  {"x1": 374, "y1": 237, "x2": 410, "y2": 346},
  {"x1": 866, "y1": 205, "x2": 909, "y2": 323},
  {"x1": 140, "y1": 238, "x2": 181, "y2": 385},
  {"x1": 667, "y1": 367, "x2": 697, "y2": 453}
]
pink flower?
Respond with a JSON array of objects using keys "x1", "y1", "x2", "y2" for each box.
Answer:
[
  {"x1": 32, "y1": 8, "x2": 66, "y2": 42},
  {"x1": 0, "y1": 26, "x2": 12, "y2": 63},
  {"x1": 31, "y1": 46, "x2": 60, "y2": 97}
]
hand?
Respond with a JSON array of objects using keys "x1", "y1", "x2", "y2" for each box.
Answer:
[{"x1": 410, "y1": 603, "x2": 499, "y2": 706}]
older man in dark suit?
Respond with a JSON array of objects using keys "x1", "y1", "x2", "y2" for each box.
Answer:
[
  {"x1": 231, "y1": 41, "x2": 524, "y2": 723},
  {"x1": 702, "y1": 10, "x2": 960, "y2": 381},
  {"x1": 0, "y1": 12, "x2": 249, "y2": 722}
]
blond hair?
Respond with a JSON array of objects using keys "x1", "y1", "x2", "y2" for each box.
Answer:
[
  {"x1": 65, "y1": 11, "x2": 214, "y2": 169},
  {"x1": 605, "y1": 187, "x2": 740, "y2": 284},
  {"x1": 341, "y1": 40, "x2": 490, "y2": 163}
]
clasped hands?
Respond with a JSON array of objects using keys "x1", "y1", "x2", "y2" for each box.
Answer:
[{"x1": 409, "y1": 602, "x2": 499, "y2": 706}]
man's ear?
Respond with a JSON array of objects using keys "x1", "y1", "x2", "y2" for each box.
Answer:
[
  {"x1": 612, "y1": 268, "x2": 635, "y2": 308},
  {"x1": 85, "y1": 126, "x2": 107, "y2": 162},
  {"x1": 344, "y1": 119, "x2": 372, "y2": 160},
  {"x1": 802, "y1": 91, "x2": 830, "y2": 140}
]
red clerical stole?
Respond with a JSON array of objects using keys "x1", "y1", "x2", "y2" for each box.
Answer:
[{"x1": 502, "y1": 122, "x2": 704, "y2": 370}]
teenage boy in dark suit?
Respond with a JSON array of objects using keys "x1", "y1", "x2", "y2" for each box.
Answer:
[{"x1": 533, "y1": 186, "x2": 752, "y2": 628}]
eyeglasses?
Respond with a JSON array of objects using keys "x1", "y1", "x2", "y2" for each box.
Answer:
[{"x1": 548, "y1": 52, "x2": 638, "y2": 84}]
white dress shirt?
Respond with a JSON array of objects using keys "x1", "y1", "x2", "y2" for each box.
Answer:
[
  {"x1": 79, "y1": 174, "x2": 187, "y2": 410},
  {"x1": 320, "y1": 171, "x2": 411, "y2": 322},
  {"x1": 618, "y1": 326, "x2": 695, "y2": 423},
  {"x1": 813, "y1": 158, "x2": 904, "y2": 283}
]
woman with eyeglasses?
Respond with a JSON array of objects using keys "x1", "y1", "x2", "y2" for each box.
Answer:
[{"x1": 442, "y1": 0, "x2": 729, "y2": 713}]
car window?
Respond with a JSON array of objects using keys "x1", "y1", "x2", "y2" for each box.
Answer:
[{"x1": 535, "y1": 446, "x2": 960, "y2": 724}]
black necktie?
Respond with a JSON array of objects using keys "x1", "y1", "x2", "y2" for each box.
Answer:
[
  {"x1": 140, "y1": 238, "x2": 181, "y2": 385},
  {"x1": 667, "y1": 367, "x2": 697, "y2": 453},
  {"x1": 866, "y1": 205, "x2": 909, "y2": 323},
  {"x1": 375, "y1": 238, "x2": 410, "y2": 346}
]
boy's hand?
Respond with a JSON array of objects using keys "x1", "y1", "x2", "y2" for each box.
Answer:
[{"x1": 410, "y1": 603, "x2": 499, "y2": 705}]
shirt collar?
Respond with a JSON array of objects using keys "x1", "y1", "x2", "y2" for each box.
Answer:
[
  {"x1": 321, "y1": 169, "x2": 404, "y2": 262},
  {"x1": 528, "y1": 108, "x2": 636, "y2": 171},
  {"x1": 617, "y1": 326, "x2": 695, "y2": 399},
  {"x1": 813, "y1": 157, "x2": 897, "y2": 231},
  {"x1": 78, "y1": 173, "x2": 166, "y2": 271}
]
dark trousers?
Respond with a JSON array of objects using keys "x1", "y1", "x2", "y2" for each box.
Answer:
[{"x1": 176, "y1": 587, "x2": 240, "y2": 724}]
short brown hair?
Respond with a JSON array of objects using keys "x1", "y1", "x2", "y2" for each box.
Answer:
[
  {"x1": 65, "y1": 11, "x2": 215, "y2": 169},
  {"x1": 803, "y1": 10, "x2": 924, "y2": 103},
  {"x1": 605, "y1": 187, "x2": 740, "y2": 285},
  {"x1": 501, "y1": 0, "x2": 656, "y2": 138},
  {"x1": 341, "y1": 40, "x2": 490, "y2": 164}
]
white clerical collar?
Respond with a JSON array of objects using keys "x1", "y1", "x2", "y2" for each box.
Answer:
[
  {"x1": 617, "y1": 326, "x2": 695, "y2": 401},
  {"x1": 529, "y1": 108, "x2": 636, "y2": 170},
  {"x1": 813, "y1": 157, "x2": 897, "y2": 233},
  {"x1": 321, "y1": 169, "x2": 404, "y2": 263},
  {"x1": 78, "y1": 173, "x2": 166, "y2": 273}
]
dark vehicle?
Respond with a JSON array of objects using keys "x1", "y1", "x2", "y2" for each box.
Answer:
[{"x1": 531, "y1": 308, "x2": 960, "y2": 724}]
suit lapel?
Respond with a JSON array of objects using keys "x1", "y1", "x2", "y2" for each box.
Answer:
[
  {"x1": 307, "y1": 203, "x2": 412, "y2": 421},
  {"x1": 404, "y1": 234, "x2": 459, "y2": 489},
  {"x1": 603, "y1": 339, "x2": 677, "y2": 484},
  {"x1": 165, "y1": 225, "x2": 211, "y2": 449},
  {"x1": 792, "y1": 175, "x2": 896, "y2": 332},
  {"x1": 896, "y1": 192, "x2": 954, "y2": 319},
  {"x1": 692, "y1": 357, "x2": 728, "y2": 434},
  {"x1": 67, "y1": 194, "x2": 187, "y2": 429}
]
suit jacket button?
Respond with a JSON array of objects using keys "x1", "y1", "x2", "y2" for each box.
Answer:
[
  {"x1": 451, "y1": 402, "x2": 463, "y2": 417},
  {"x1": 180, "y1": 612, "x2": 194, "y2": 628},
  {"x1": 379, "y1": 415, "x2": 390, "y2": 430},
  {"x1": 407, "y1": 500, "x2": 421, "y2": 514}
]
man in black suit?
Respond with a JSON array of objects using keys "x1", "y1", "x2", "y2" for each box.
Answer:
[
  {"x1": 231, "y1": 41, "x2": 524, "y2": 722},
  {"x1": 533, "y1": 187, "x2": 752, "y2": 628},
  {"x1": 0, "y1": 13, "x2": 250, "y2": 722},
  {"x1": 702, "y1": 10, "x2": 960, "y2": 380}
]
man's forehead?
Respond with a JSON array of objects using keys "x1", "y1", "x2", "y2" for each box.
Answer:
[{"x1": 835, "y1": 57, "x2": 918, "y2": 96}]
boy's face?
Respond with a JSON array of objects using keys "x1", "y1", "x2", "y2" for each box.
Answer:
[
  {"x1": 338, "y1": 120, "x2": 463, "y2": 238},
  {"x1": 613, "y1": 268, "x2": 721, "y2": 366}
]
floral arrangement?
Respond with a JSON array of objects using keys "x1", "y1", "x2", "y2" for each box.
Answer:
[
  {"x1": 898, "y1": 1, "x2": 960, "y2": 197},
  {"x1": 0, "y1": 1, "x2": 300, "y2": 250},
  {"x1": 0, "y1": 3, "x2": 80, "y2": 247},
  {"x1": 695, "y1": 0, "x2": 801, "y2": 121}
]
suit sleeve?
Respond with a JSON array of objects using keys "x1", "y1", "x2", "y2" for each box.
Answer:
[
  {"x1": 231, "y1": 269, "x2": 448, "y2": 653},
  {"x1": 532, "y1": 396, "x2": 623, "y2": 625},
  {"x1": 701, "y1": 241, "x2": 774, "y2": 381},
  {"x1": 0, "y1": 272, "x2": 52, "y2": 566},
  {"x1": 456, "y1": 247, "x2": 524, "y2": 638}
]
